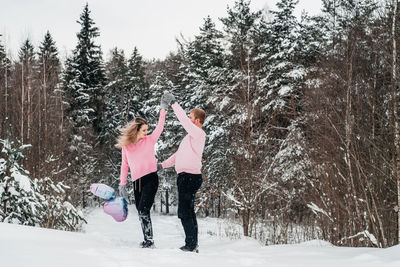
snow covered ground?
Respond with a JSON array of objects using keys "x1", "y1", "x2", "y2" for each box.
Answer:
[{"x1": 1, "y1": 206, "x2": 400, "y2": 267}]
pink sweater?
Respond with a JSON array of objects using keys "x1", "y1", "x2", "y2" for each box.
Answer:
[
  {"x1": 119, "y1": 110, "x2": 166, "y2": 185},
  {"x1": 161, "y1": 103, "x2": 206, "y2": 174}
]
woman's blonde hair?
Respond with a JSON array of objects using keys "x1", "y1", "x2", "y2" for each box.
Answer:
[{"x1": 115, "y1": 117, "x2": 148, "y2": 148}]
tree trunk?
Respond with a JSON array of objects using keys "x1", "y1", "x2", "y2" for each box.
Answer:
[
  {"x1": 21, "y1": 65, "x2": 24, "y2": 143},
  {"x1": 160, "y1": 193, "x2": 163, "y2": 213},
  {"x1": 38, "y1": 61, "x2": 43, "y2": 179},
  {"x1": 121, "y1": 87, "x2": 125, "y2": 122},
  {"x1": 126, "y1": 88, "x2": 134, "y2": 122},
  {"x1": 345, "y1": 37, "x2": 362, "y2": 242},
  {"x1": 4, "y1": 59, "x2": 8, "y2": 118},
  {"x1": 242, "y1": 209, "x2": 249, "y2": 236},
  {"x1": 392, "y1": 0, "x2": 400, "y2": 245},
  {"x1": 27, "y1": 70, "x2": 31, "y2": 143},
  {"x1": 43, "y1": 57, "x2": 47, "y2": 178},
  {"x1": 217, "y1": 193, "x2": 221, "y2": 218},
  {"x1": 82, "y1": 188, "x2": 85, "y2": 208},
  {"x1": 165, "y1": 189, "x2": 169, "y2": 214}
]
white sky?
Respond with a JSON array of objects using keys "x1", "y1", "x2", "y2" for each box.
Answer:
[{"x1": 0, "y1": 0, "x2": 323, "y2": 61}]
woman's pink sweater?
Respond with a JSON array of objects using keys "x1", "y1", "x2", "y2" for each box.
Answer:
[
  {"x1": 161, "y1": 103, "x2": 206, "y2": 174},
  {"x1": 119, "y1": 110, "x2": 166, "y2": 185}
]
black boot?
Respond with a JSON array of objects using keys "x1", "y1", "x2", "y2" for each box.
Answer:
[
  {"x1": 179, "y1": 245, "x2": 199, "y2": 253},
  {"x1": 140, "y1": 240, "x2": 155, "y2": 248},
  {"x1": 139, "y1": 212, "x2": 154, "y2": 248},
  {"x1": 180, "y1": 217, "x2": 198, "y2": 250}
]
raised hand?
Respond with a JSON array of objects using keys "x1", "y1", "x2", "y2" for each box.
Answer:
[{"x1": 161, "y1": 91, "x2": 176, "y2": 109}]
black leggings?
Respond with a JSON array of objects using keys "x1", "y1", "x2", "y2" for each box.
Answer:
[
  {"x1": 133, "y1": 172, "x2": 159, "y2": 242},
  {"x1": 177, "y1": 172, "x2": 202, "y2": 248}
]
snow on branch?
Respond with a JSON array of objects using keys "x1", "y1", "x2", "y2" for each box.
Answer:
[
  {"x1": 340, "y1": 230, "x2": 378, "y2": 247},
  {"x1": 307, "y1": 202, "x2": 333, "y2": 222}
]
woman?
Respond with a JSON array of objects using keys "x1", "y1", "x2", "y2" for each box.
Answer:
[{"x1": 115, "y1": 107, "x2": 166, "y2": 248}]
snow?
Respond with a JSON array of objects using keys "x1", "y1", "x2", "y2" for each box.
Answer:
[
  {"x1": 287, "y1": 68, "x2": 306, "y2": 79},
  {"x1": 0, "y1": 158, "x2": 5, "y2": 172},
  {"x1": 219, "y1": 96, "x2": 230, "y2": 110},
  {"x1": 342, "y1": 231, "x2": 378, "y2": 247},
  {"x1": 307, "y1": 202, "x2": 333, "y2": 222},
  {"x1": 1, "y1": 207, "x2": 400, "y2": 267},
  {"x1": 10, "y1": 166, "x2": 32, "y2": 192},
  {"x1": 278, "y1": 85, "x2": 292, "y2": 96}
]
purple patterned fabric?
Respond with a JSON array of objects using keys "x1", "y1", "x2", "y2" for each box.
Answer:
[{"x1": 103, "y1": 197, "x2": 128, "y2": 222}]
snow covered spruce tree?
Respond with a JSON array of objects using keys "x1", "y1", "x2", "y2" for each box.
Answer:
[
  {"x1": 99, "y1": 46, "x2": 149, "y2": 200},
  {"x1": 179, "y1": 16, "x2": 229, "y2": 217},
  {"x1": 35, "y1": 176, "x2": 86, "y2": 231},
  {"x1": 126, "y1": 47, "x2": 148, "y2": 119},
  {"x1": 255, "y1": 0, "x2": 318, "y2": 240},
  {"x1": 217, "y1": 0, "x2": 269, "y2": 237},
  {"x1": 0, "y1": 126, "x2": 85, "y2": 230},
  {"x1": 0, "y1": 128, "x2": 42, "y2": 225},
  {"x1": 100, "y1": 48, "x2": 130, "y2": 188},
  {"x1": 62, "y1": 3, "x2": 106, "y2": 207},
  {"x1": 0, "y1": 32, "x2": 85, "y2": 230},
  {"x1": 146, "y1": 71, "x2": 179, "y2": 213},
  {"x1": 207, "y1": 0, "x2": 316, "y2": 239},
  {"x1": 16, "y1": 39, "x2": 36, "y2": 151},
  {"x1": 36, "y1": 31, "x2": 66, "y2": 181}
]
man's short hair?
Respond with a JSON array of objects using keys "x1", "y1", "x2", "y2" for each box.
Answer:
[{"x1": 190, "y1": 108, "x2": 206, "y2": 124}]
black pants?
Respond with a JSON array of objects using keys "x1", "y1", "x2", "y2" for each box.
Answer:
[
  {"x1": 133, "y1": 172, "x2": 159, "y2": 242},
  {"x1": 177, "y1": 172, "x2": 203, "y2": 249}
]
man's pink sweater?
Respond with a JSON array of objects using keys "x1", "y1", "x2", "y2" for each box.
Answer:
[
  {"x1": 161, "y1": 103, "x2": 206, "y2": 174},
  {"x1": 119, "y1": 110, "x2": 166, "y2": 185}
]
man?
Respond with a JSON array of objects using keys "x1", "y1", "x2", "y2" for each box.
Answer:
[{"x1": 159, "y1": 92, "x2": 206, "y2": 253}]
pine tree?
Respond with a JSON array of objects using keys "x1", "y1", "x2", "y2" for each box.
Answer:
[
  {"x1": 15, "y1": 39, "x2": 39, "y2": 180},
  {"x1": 0, "y1": 125, "x2": 43, "y2": 226},
  {"x1": 36, "y1": 31, "x2": 63, "y2": 180},
  {"x1": 147, "y1": 71, "x2": 178, "y2": 212},
  {"x1": 38, "y1": 31, "x2": 60, "y2": 68},
  {"x1": 102, "y1": 48, "x2": 129, "y2": 141},
  {"x1": 63, "y1": 3, "x2": 106, "y2": 133},
  {"x1": 62, "y1": 3, "x2": 106, "y2": 207},
  {"x1": 146, "y1": 71, "x2": 176, "y2": 157},
  {"x1": 101, "y1": 48, "x2": 130, "y2": 189},
  {"x1": 185, "y1": 16, "x2": 224, "y2": 83},
  {"x1": 180, "y1": 16, "x2": 228, "y2": 217},
  {"x1": 0, "y1": 35, "x2": 5, "y2": 61},
  {"x1": 220, "y1": 0, "x2": 262, "y2": 68},
  {"x1": 17, "y1": 39, "x2": 36, "y2": 145},
  {"x1": 100, "y1": 47, "x2": 149, "y2": 191},
  {"x1": 183, "y1": 16, "x2": 224, "y2": 105},
  {"x1": 18, "y1": 39, "x2": 35, "y2": 64},
  {"x1": 35, "y1": 177, "x2": 86, "y2": 231},
  {"x1": 104, "y1": 48, "x2": 129, "y2": 127},
  {"x1": 261, "y1": 0, "x2": 303, "y2": 118},
  {"x1": 252, "y1": 0, "x2": 320, "y2": 231},
  {"x1": 126, "y1": 47, "x2": 148, "y2": 119},
  {"x1": 217, "y1": 0, "x2": 273, "y2": 235},
  {"x1": 320, "y1": 0, "x2": 378, "y2": 51}
]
